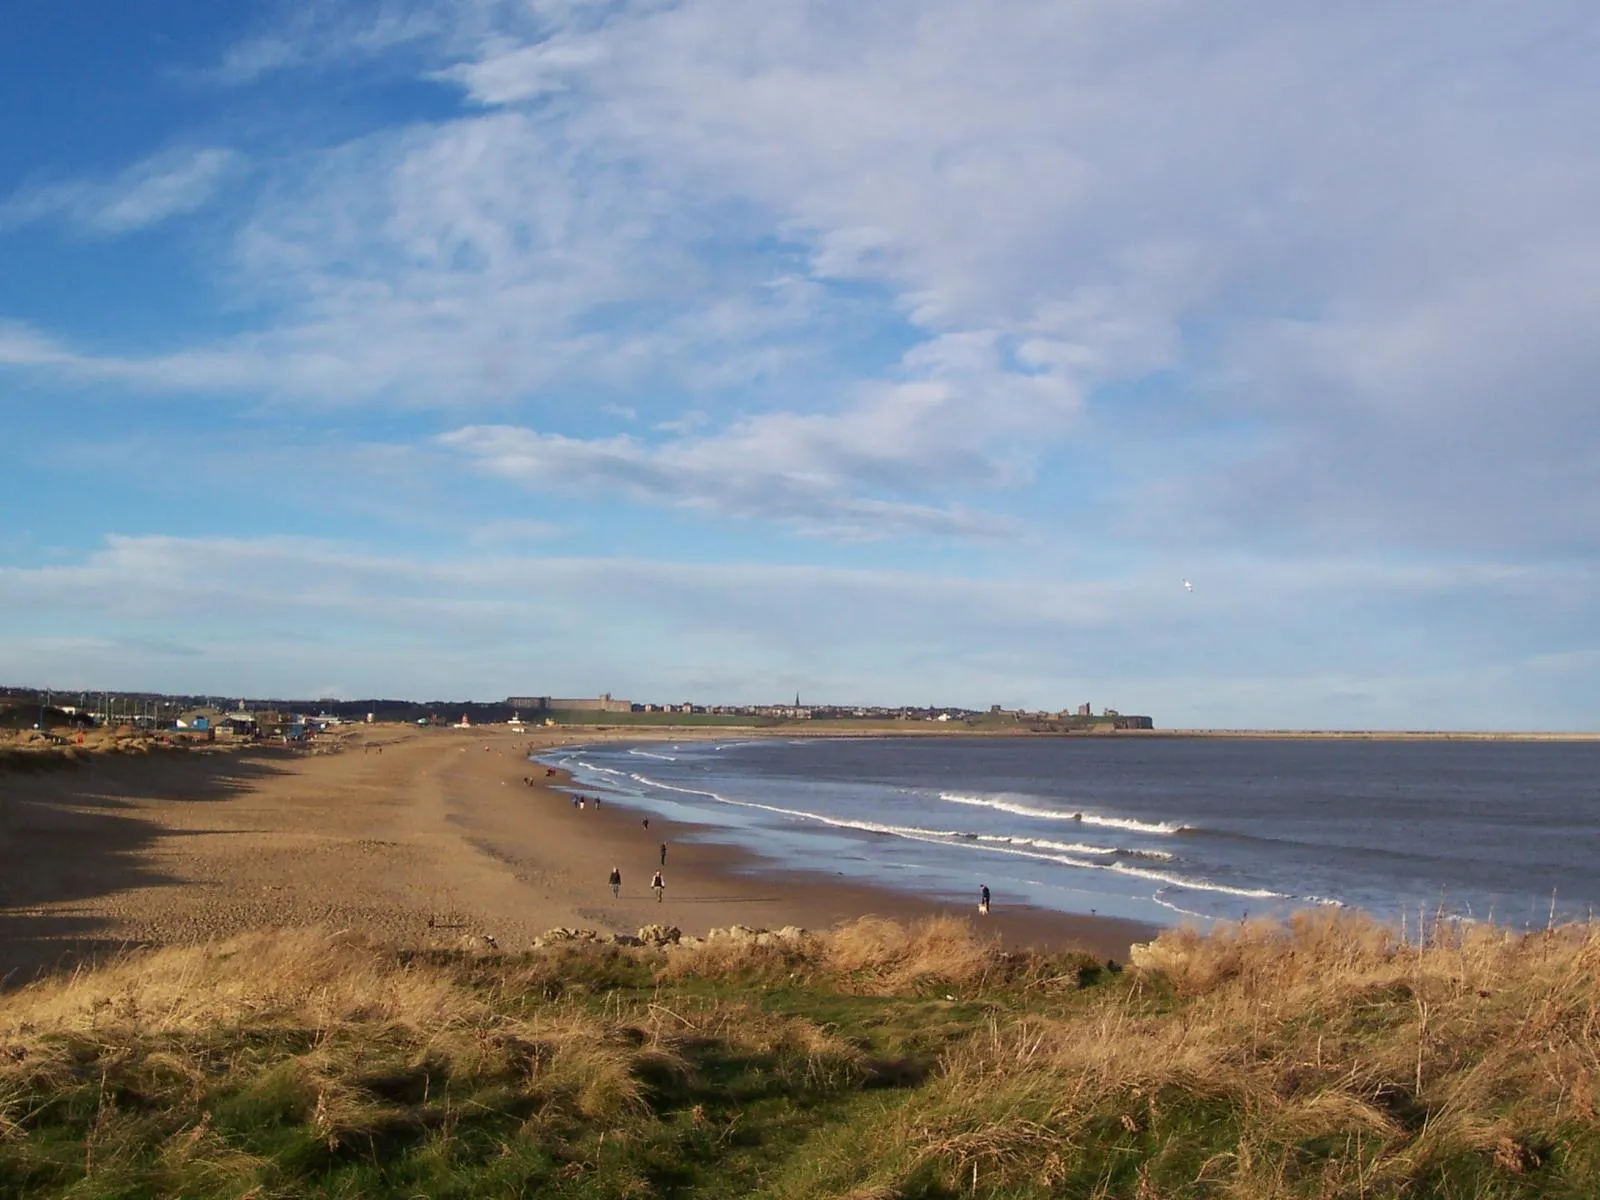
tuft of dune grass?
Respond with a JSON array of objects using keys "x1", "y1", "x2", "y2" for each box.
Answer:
[{"x1": 661, "y1": 913, "x2": 1094, "y2": 996}]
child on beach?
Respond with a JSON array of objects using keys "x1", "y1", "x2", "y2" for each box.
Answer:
[
  {"x1": 652, "y1": 870, "x2": 664, "y2": 902},
  {"x1": 979, "y1": 885, "x2": 991, "y2": 915},
  {"x1": 609, "y1": 867, "x2": 622, "y2": 898}
]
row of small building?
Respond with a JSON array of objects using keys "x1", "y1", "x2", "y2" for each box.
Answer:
[{"x1": 172, "y1": 709, "x2": 350, "y2": 742}]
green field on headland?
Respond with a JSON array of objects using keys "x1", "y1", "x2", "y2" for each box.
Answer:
[{"x1": 3, "y1": 912, "x2": 1597, "y2": 1198}]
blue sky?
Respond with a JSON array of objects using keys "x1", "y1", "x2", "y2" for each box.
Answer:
[{"x1": 2, "y1": 0, "x2": 1597, "y2": 729}]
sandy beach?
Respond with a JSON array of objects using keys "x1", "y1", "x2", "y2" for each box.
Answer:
[{"x1": 0, "y1": 725, "x2": 1153, "y2": 985}]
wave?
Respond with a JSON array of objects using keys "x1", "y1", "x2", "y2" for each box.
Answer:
[
  {"x1": 949, "y1": 836, "x2": 1290, "y2": 902},
  {"x1": 974, "y1": 834, "x2": 1174, "y2": 862},
  {"x1": 940, "y1": 792, "x2": 1191, "y2": 835},
  {"x1": 1150, "y1": 894, "x2": 1215, "y2": 920},
  {"x1": 627, "y1": 748, "x2": 679, "y2": 762},
  {"x1": 550, "y1": 760, "x2": 1312, "y2": 909},
  {"x1": 619, "y1": 771, "x2": 1286, "y2": 904},
  {"x1": 626, "y1": 772, "x2": 967, "y2": 843},
  {"x1": 569, "y1": 760, "x2": 628, "y2": 778},
  {"x1": 1105, "y1": 862, "x2": 1284, "y2": 900}
]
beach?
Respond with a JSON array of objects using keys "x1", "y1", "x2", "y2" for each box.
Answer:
[{"x1": 0, "y1": 725, "x2": 1151, "y2": 985}]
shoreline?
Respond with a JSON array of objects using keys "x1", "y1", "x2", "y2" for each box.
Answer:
[
  {"x1": 513, "y1": 758, "x2": 1152, "y2": 963},
  {"x1": 1, "y1": 726, "x2": 1153, "y2": 985}
]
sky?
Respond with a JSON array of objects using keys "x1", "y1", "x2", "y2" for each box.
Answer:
[{"x1": 1, "y1": 1, "x2": 1597, "y2": 729}]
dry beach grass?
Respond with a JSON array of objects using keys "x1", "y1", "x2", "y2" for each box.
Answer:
[{"x1": 2, "y1": 911, "x2": 1599, "y2": 1196}]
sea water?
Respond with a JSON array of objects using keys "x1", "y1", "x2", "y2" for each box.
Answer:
[{"x1": 540, "y1": 736, "x2": 1600, "y2": 929}]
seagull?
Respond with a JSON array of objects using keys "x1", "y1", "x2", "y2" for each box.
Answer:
[{"x1": 1182, "y1": 578, "x2": 1194, "y2": 592}]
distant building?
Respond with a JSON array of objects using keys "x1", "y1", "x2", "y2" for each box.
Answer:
[
  {"x1": 174, "y1": 708, "x2": 220, "y2": 733},
  {"x1": 506, "y1": 693, "x2": 632, "y2": 714}
]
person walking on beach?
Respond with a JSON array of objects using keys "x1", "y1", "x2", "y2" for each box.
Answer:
[
  {"x1": 608, "y1": 867, "x2": 622, "y2": 899},
  {"x1": 659, "y1": 842, "x2": 668, "y2": 866},
  {"x1": 979, "y1": 885, "x2": 991, "y2": 916},
  {"x1": 652, "y1": 870, "x2": 665, "y2": 903}
]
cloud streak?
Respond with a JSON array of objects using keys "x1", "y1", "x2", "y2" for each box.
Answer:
[
  {"x1": 1, "y1": 534, "x2": 1593, "y2": 726},
  {"x1": 5, "y1": 1, "x2": 1586, "y2": 552},
  {"x1": 0, "y1": 147, "x2": 242, "y2": 236}
]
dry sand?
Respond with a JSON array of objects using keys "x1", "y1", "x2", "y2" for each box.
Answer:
[{"x1": 0, "y1": 726, "x2": 1153, "y2": 985}]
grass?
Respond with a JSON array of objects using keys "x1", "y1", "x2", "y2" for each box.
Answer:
[{"x1": 2, "y1": 912, "x2": 1599, "y2": 1197}]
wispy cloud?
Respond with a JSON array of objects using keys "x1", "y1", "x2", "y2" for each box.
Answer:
[
  {"x1": 5, "y1": 0, "x2": 1599, "y2": 561},
  {"x1": 438, "y1": 419, "x2": 1011, "y2": 537},
  {"x1": 0, "y1": 147, "x2": 242, "y2": 237},
  {"x1": 192, "y1": 0, "x2": 454, "y2": 85},
  {"x1": 2, "y1": 534, "x2": 1593, "y2": 726}
]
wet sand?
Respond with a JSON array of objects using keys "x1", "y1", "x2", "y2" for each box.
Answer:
[{"x1": 0, "y1": 726, "x2": 1154, "y2": 985}]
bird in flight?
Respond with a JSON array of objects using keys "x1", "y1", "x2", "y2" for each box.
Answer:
[{"x1": 1181, "y1": 578, "x2": 1194, "y2": 592}]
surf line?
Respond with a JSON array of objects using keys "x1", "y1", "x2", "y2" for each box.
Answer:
[
  {"x1": 605, "y1": 769, "x2": 1294, "y2": 905},
  {"x1": 939, "y1": 792, "x2": 1191, "y2": 835}
]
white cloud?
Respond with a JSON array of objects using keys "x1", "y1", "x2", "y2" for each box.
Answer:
[
  {"x1": 3, "y1": 0, "x2": 1598, "y2": 556},
  {"x1": 0, "y1": 147, "x2": 242, "y2": 236},
  {"x1": 192, "y1": 0, "x2": 457, "y2": 84},
  {"x1": 440, "y1": 323, "x2": 1088, "y2": 536},
  {"x1": 443, "y1": 423, "x2": 1013, "y2": 540}
]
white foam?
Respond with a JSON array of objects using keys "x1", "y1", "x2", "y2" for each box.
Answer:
[
  {"x1": 957, "y1": 839, "x2": 1288, "y2": 901},
  {"x1": 577, "y1": 768, "x2": 1284, "y2": 908},
  {"x1": 572, "y1": 760, "x2": 627, "y2": 778},
  {"x1": 1106, "y1": 862, "x2": 1282, "y2": 900},
  {"x1": 627, "y1": 748, "x2": 679, "y2": 762},
  {"x1": 940, "y1": 792, "x2": 1189, "y2": 835},
  {"x1": 974, "y1": 834, "x2": 1175, "y2": 862},
  {"x1": 1150, "y1": 894, "x2": 1216, "y2": 920},
  {"x1": 627, "y1": 772, "x2": 964, "y2": 842}
]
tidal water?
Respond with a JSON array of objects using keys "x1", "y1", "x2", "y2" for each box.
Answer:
[{"x1": 540, "y1": 736, "x2": 1600, "y2": 930}]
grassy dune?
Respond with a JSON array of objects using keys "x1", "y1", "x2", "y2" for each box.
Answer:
[{"x1": 2, "y1": 913, "x2": 1597, "y2": 1198}]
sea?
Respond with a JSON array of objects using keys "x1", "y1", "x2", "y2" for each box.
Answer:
[{"x1": 539, "y1": 736, "x2": 1600, "y2": 931}]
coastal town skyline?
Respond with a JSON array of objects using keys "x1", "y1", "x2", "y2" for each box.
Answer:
[
  {"x1": 2, "y1": 2, "x2": 1596, "y2": 731},
  {"x1": 1, "y1": 684, "x2": 1150, "y2": 729}
]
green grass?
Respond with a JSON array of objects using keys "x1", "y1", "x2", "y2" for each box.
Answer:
[{"x1": 4, "y1": 914, "x2": 1600, "y2": 1198}]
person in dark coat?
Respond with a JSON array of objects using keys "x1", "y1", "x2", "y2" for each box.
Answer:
[
  {"x1": 608, "y1": 867, "x2": 622, "y2": 899},
  {"x1": 979, "y1": 885, "x2": 991, "y2": 915},
  {"x1": 652, "y1": 870, "x2": 665, "y2": 902}
]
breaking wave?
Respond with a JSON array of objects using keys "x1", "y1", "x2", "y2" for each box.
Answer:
[{"x1": 940, "y1": 792, "x2": 1190, "y2": 835}]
